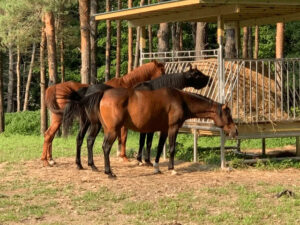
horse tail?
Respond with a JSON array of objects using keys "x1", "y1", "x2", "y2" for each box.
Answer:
[
  {"x1": 62, "y1": 87, "x2": 88, "y2": 136},
  {"x1": 45, "y1": 86, "x2": 64, "y2": 115},
  {"x1": 81, "y1": 84, "x2": 113, "y2": 123}
]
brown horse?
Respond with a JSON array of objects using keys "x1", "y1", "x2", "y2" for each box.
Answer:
[
  {"x1": 42, "y1": 61, "x2": 165, "y2": 167},
  {"x1": 97, "y1": 88, "x2": 238, "y2": 177}
]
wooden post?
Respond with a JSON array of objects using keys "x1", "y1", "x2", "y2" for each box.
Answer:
[
  {"x1": 193, "y1": 129, "x2": 198, "y2": 162},
  {"x1": 262, "y1": 138, "x2": 266, "y2": 156},
  {"x1": 296, "y1": 137, "x2": 300, "y2": 156}
]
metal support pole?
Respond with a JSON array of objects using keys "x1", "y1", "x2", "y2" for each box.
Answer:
[
  {"x1": 296, "y1": 137, "x2": 300, "y2": 156},
  {"x1": 220, "y1": 130, "x2": 226, "y2": 169},
  {"x1": 218, "y1": 16, "x2": 226, "y2": 169},
  {"x1": 262, "y1": 138, "x2": 266, "y2": 156},
  {"x1": 193, "y1": 129, "x2": 198, "y2": 162}
]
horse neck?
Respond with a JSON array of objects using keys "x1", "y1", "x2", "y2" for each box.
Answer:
[
  {"x1": 121, "y1": 64, "x2": 157, "y2": 87},
  {"x1": 183, "y1": 93, "x2": 221, "y2": 122},
  {"x1": 150, "y1": 73, "x2": 186, "y2": 89}
]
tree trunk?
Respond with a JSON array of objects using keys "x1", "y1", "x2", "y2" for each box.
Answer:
[
  {"x1": 23, "y1": 43, "x2": 36, "y2": 111},
  {"x1": 157, "y1": 20, "x2": 169, "y2": 55},
  {"x1": 60, "y1": 39, "x2": 65, "y2": 83},
  {"x1": 134, "y1": 0, "x2": 145, "y2": 69},
  {"x1": 276, "y1": 23, "x2": 284, "y2": 59},
  {"x1": 105, "y1": 0, "x2": 111, "y2": 81},
  {"x1": 179, "y1": 25, "x2": 183, "y2": 51},
  {"x1": 79, "y1": 0, "x2": 90, "y2": 84},
  {"x1": 45, "y1": 11, "x2": 57, "y2": 84},
  {"x1": 16, "y1": 46, "x2": 21, "y2": 112},
  {"x1": 7, "y1": 44, "x2": 14, "y2": 112},
  {"x1": 225, "y1": 28, "x2": 236, "y2": 58},
  {"x1": 90, "y1": 0, "x2": 98, "y2": 83},
  {"x1": 195, "y1": 22, "x2": 207, "y2": 60},
  {"x1": 0, "y1": 51, "x2": 4, "y2": 132},
  {"x1": 40, "y1": 26, "x2": 47, "y2": 135},
  {"x1": 128, "y1": 0, "x2": 133, "y2": 73},
  {"x1": 242, "y1": 27, "x2": 248, "y2": 59},
  {"x1": 115, "y1": 0, "x2": 122, "y2": 78},
  {"x1": 172, "y1": 22, "x2": 181, "y2": 51},
  {"x1": 254, "y1": 25, "x2": 259, "y2": 59},
  {"x1": 248, "y1": 27, "x2": 253, "y2": 59}
]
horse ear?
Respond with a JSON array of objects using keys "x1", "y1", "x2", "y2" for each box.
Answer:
[{"x1": 152, "y1": 60, "x2": 158, "y2": 65}]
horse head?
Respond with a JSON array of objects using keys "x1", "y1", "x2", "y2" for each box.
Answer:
[
  {"x1": 151, "y1": 60, "x2": 165, "y2": 79},
  {"x1": 184, "y1": 65, "x2": 211, "y2": 89},
  {"x1": 215, "y1": 103, "x2": 238, "y2": 138}
]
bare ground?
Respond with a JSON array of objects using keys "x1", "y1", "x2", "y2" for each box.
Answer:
[{"x1": 1, "y1": 155, "x2": 300, "y2": 225}]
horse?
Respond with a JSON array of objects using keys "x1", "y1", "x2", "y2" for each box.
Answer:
[
  {"x1": 63, "y1": 66, "x2": 211, "y2": 171},
  {"x1": 42, "y1": 61, "x2": 165, "y2": 167},
  {"x1": 81, "y1": 87, "x2": 238, "y2": 178},
  {"x1": 134, "y1": 66, "x2": 211, "y2": 166}
]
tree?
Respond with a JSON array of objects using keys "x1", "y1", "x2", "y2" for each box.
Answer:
[
  {"x1": 242, "y1": 27, "x2": 248, "y2": 59},
  {"x1": 248, "y1": 27, "x2": 253, "y2": 58},
  {"x1": 172, "y1": 22, "x2": 181, "y2": 51},
  {"x1": 225, "y1": 28, "x2": 236, "y2": 58},
  {"x1": 148, "y1": 0, "x2": 152, "y2": 53},
  {"x1": 23, "y1": 43, "x2": 36, "y2": 111},
  {"x1": 79, "y1": 0, "x2": 90, "y2": 84},
  {"x1": 7, "y1": 43, "x2": 14, "y2": 112},
  {"x1": 45, "y1": 11, "x2": 57, "y2": 84},
  {"x1": 276, "y1": 22, "x2": 285, "y2": 59},
  {"x1": 40, "y1": 23, "x2": 47, "y2": 135},
  {"x1": 254, "y1": 25, "x2": 259, "y2": 59},
  {"x1": 115, "y1": 0, "x2": 121, "y2": 78},
  {"x1": 105, "y1": 0, "x2": 111, "y2": 81},
  {"x1": 16, "y1": 46, "x2": 21, "y2": 112},
  {"x1": 128, "y1": 0, "x2": 133, "y2": 73},
  {"x1": 0, "y1": 51, "x2": 4, "y2": 133},
  {"x1": 195, "y1": 22, "x2": 207, "y2": 59},
  {"x1": 90, "y1": 0, "x2": 98, "y2": 83},
  {"x1": 134, "y1": 0, "x2": 145, "y2": 68}
]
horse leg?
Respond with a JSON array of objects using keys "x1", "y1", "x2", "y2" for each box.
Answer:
[
  {"x1": 102, "y1": 131, "x2": 118, "y2": 178},
  {"x1": 137, "y1": 133, "x2": 146, "y2": 163},
  {"x1": 75, "y1": 119, "x2": 90, "y2": 170},
  {"x1": 41, "y1": 114, "x2": 62, "y2": 166},
  {"x1": 168, "y1": 128, "x2": 179, "y2": 171},
  {"x1": 153, "y1": 132, "x2": 167, "y2": 174},
  {"x1": 144, "y1": 132, "x2": 154, "y2": 166},
  {"x1": 87, "y1": 122, "x2": 102, "y2": 171},
  {"x1": 118, "y1": 126, "x2": 129, "y2": 162}
]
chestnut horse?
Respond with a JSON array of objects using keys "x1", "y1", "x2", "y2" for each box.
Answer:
[
  {"x1": 91, "y1": 88, "x2": 238, "y2": 177},
  {"x1": 63, "y1": 66, "x2": 211, "y2": 170},
  {"x1": 42, "y1": 61, "x2": 164, "y2": 167},
  {"x1": 134, "y1": 66, "x2": 211, "y2": 165}
]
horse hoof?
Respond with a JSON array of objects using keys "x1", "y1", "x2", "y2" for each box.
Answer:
[
  {"x1": 138, "y1": 161, "x2": 143, "y2": 166},
  {"x1": 49, "y1": 160, "x2": 56, "y2": 166},
  {"x1": 107, "y1": 173, "x2": 117, "y2": 179},
  {"x1": 154, "y1": 169, "x2": 162, "y2": 174},
  {"x1": 171, "y1": 170, "x2": 178, "y2": 176},
  {"x1": 42, "y1": 160, "x2": 50, "y2": 167},
  {"x1": 91, "y1": 166, "x2": 99, "y2": 172},
  {"x1": 77, "y1": 165, "x2": 84, "y2": 170},
  {"x1": 144, "y1": 161, "x2": 153, "y2": 167},
  {"x1": 122, "y1": 157, "x2": 129, "y2": 162}
]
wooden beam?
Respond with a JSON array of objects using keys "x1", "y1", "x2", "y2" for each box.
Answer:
[
  {"x1": 199, "y1": 0, "x2": 300, "y2": 6},
  {"x1": 129, "y1": 5, "x2": 240, "y2": 27},
  {"x1": 95, "y1": 0, "x2": 200, "y2": 21},
  {"x1": 240, "y1": 12, "x2": 300, "y2": 27}
]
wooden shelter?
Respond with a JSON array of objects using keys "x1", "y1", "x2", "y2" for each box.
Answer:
[{"x1": 95, "y1": 0, "x2": 300, "y2": 167}]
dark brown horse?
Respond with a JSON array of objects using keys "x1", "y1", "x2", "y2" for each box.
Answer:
[
  {"x1": 42, "y1": 61, "x2": 164, "y2": 167},
  {"x1": 97, "y1": 88, "x2": 238, "y2": 177}
]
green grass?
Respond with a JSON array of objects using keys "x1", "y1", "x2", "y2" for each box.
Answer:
[{"x1": 0, "y1": 133, "x2": 299, "y2": 168}]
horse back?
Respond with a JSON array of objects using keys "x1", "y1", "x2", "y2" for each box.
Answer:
[{"x1": 45, "y1": 81, "x2": 88, "y2": 113}]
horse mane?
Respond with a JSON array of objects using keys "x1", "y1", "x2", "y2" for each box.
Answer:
[
  {"x1": 107, "y1": 61, "x2": 163, "y2": 88},
  {"x1": 134, "y1": 73, "x2": 186, "y2": 90}
]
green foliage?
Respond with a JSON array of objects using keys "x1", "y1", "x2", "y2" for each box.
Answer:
[{"x1": 4, "y1": 111, "x2": 41, "y2": 136}]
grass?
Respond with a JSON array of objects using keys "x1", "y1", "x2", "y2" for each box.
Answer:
[{"x1": 1, "y1": 133, "x2": 300, "y2": 224}]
